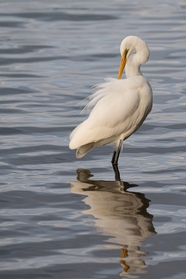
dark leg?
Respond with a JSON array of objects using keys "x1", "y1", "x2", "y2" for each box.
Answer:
[
  {"x1": 112, "y1": 164, "x2": 121, "y2": 181},
  {"x1": 111, "y1": 151, "x2": 116, "y2": 164},
  {"x1": 111, "y1": 140, "x2": 123, "y2": 165}
]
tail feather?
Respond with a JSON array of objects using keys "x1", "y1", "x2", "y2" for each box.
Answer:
[
  {"x1": 75, "y1": 136, "x2": 118, "y2": 158},
  {"x1": 76, "y1": 143, "x2": 94, "y2": 158}
]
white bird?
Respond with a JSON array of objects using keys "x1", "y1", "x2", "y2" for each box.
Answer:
[{"x1": 69, "y1": 36, "x2": 153, "y2": 165}]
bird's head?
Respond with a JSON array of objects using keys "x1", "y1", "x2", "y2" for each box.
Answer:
[{"x1": 118, "y1": 36, "x2": 149, "y2": 79}]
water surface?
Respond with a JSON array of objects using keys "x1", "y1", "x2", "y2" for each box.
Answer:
[{"x1": 0, "y1": 0, "x2": 186, "y2": 278}]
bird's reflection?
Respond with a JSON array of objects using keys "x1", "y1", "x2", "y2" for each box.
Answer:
[{"x1": 71, "y1": 168, "x2": 156, "y2": 278}]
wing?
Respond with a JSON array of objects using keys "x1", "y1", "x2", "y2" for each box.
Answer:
[{"x1": 69, "y1": 77, "x2": 152, "y2": 150}]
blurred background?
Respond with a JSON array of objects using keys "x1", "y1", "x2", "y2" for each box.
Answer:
[{"x1": 0, "y1": 1, "x2": 186, "y2": 278}]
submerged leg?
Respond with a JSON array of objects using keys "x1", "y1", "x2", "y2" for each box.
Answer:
[{"x1": 111, "y1": 139, "x2": 123, "y2": 165}]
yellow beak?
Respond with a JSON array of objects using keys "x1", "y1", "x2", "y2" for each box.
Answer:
[{"x1": 118, "y1": 55, "x2": 127, "y2": 79}]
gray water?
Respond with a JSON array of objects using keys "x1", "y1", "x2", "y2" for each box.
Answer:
[{"x1": 0, "y1": 0, "x2": 186, "y2": 278}]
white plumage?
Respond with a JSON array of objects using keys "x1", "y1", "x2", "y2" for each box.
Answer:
[{"x1": 69, "y1": 36, "x2": 153, "y2": 165}]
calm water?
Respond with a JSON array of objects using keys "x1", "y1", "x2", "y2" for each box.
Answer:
[{"x1": 0, "y1": 0, "x2": 186, "y2": 278}]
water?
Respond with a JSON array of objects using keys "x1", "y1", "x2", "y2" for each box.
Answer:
[{"x1": 0, "y1": 0, "x2": 186, "y2": 278}]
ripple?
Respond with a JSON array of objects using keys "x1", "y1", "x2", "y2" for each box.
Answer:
[{"x1": 0, "y1": 1, "x2": 186, "y2": 279}]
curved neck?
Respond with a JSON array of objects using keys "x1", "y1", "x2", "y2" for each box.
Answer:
[
  {"x1": 125, "y1": 54, "x2": 142, "y2": 78},
  {"x1": 125, "y1": 43, "x2": 149, "y2": 78}
]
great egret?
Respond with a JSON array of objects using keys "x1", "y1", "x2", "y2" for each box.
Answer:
[{"x1": 69, "y1": 36, "x2": 153, "y2": 165}]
